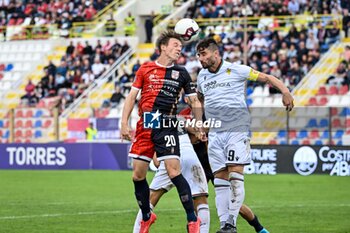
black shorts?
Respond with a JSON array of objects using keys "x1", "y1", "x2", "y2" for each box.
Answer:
[{"x1": 151, "y1": 126, "x2": 180, "y2": 161}]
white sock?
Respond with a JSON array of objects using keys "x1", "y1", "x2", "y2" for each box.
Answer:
[
  {"x1": 228, "y1": 172, "x2": 245, "y2": 227},
  {"x1": 133, "y1": 203, "x2": 154, "y2": 233},
  {"x1": 214, "y1": 178, "x2": 230, "y2": 228},
  {"x1": 197, "y1": 203, "x2": 210, "y2": 233}
]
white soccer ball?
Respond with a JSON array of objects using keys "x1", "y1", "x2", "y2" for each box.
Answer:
[{"x1": 174, "y1": 18, "x2": 199, "y2": 41}]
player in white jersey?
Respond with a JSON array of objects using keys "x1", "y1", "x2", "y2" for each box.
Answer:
[
  {"x1": 133, "y1": 121, "x2": 210, "y2": 233},
  {"x1": 196, "y1": 38, "x2": 294, "y2": 233}
]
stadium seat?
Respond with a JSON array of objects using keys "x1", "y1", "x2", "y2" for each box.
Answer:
[
  {"x1": 328, "y1": 86, "x2": 338, "y2": 95},
  {"x1": 279, "y1": 140, "x2": 287, "y2": 145},
  {"x1": 334, "y1": 130, "x2": 344, "y2": 139},
  {"x1": 310, "y1": 129, "x2": 320, "y2": 139},
  {"x1": 346, "y1": 119, "x2": 350, "y2": 127},
  {"x1": 302, "y1": 139, "x2": 310, "y2": 145},
  {"x1": 291, "y1": 140, "x2": 299, "y2": 145},
  {"x1": 15, "y1": 120, "x2": 23, "y2": 128},
  {"x1": 336, "y1": 140, "x2": 343, "y2": 146},
  {"x1": 34, "y1": 120, "x2": 42, "y2": 128},
  {"x1": 15, "y1": 130, "x2": 23, "y2": 138},
  {"x1": 317, "y1": 86, "x2": 327, "y2": 95},
  {"x1": 247, "y1": 87, "x2": 254, "y2": 96},
  {"x1": 25, "y1": 130, "x2": 33, "y2": 138},
  {"x1": 15, "y1": 110, "x2": 24, "y2": 118},
  {"x1": 339, "y1": 108, "x2": 348, "y2": 117},
  {"x1": 25, "y1": 139, "x2": 32, "y2": 143},
  {"x1": 15, "y1": 139, "x2": 22, "y2": 143},
  {"x1": 339, "y1": 85, "x2": 349, "y2": 95},
  {"x1": 315, "y1": 140, "x2": 323, "y2": 145},
  {"x1": 332, "y1": 118, "x2": 342, "y2": 128},
  {"x1": 43, "y1": 119, "x2": 53, "y2": 128},
  {"x1": 3, "y1": 130, "x2": 10, "y2": 139},
  {"x1": 308, "y1": 97, "x2": 317, "y2": 106},
  {"x1": 5, "y1": 63, "x2": 13, "y2": 71},
  {"x1": 24, "y1": 120, "x2": 33, "y2": 128},
  {"x1": 246, "y1": 98, "x2": 253, "y2": 106},
  {"x1": 319, "y1": 119, "x2": 329, "y2": 127},
  {"x1": 331, "y1": 108, "x2": 338, "y2": 116},
  {"x1": 319, "y1": 96, "x2": 328, "y2": 106},
  {"x1": 306, "y1": 118, "x2": 318, "y2": 128},
  {"x1": 24, "y1": 109, "x2": 33, "y2": 118},
  {"x1": 34, "y1": 130, "x2": 43, "y2": 138},
  {"x1": 0, "y1": 130, "x2": 2, "y2": 138},
  {"x1": 34, "y1": 109, "x2": 43, "y2": 118},
  {"x1": 297, "y1": 130, "x2": 308, "y2": 139},
  {"x1": 277, "y1": 130, "x2": 286, "y2": 138},
  {"x1": 0, "y1": 120, "x2": 3, "y2": 128},
  {"x1": 269, "y1": 139, "x2": 277, "y2": 144},
  {"x1": 321, "y1": 131, "x2": 329, "y2": 139},
  {"x1": 288, "y1": 130, "x2": 297, "y2": 139}
]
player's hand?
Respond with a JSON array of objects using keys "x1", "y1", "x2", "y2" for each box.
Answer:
[
  {"x1": 196, "y1": 129, "x2": 207, "y2": 142},
  {"x1": 282, "y1": 92, "x2": 294, "y2": 112},
  {"x1": 120, "y1": 123, "x2": 132, "y2": 141}
]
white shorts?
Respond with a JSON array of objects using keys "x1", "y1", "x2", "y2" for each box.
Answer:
[
  {"x1": 150, "y1": 134, "x2": 208, "y2": 197},
  {"x1": 208, "y1": 131, "x2": 251, "y2": 174}
]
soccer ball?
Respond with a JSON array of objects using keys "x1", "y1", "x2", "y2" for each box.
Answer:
[{"x1": 174, "y1": 18, "x2": 199, "y2": 41}]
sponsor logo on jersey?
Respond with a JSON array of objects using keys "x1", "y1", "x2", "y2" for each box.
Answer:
[{"x1": 171, "y1": 70, "x2": 179, "y2": 80}]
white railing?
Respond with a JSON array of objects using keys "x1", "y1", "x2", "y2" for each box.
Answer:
[{"x1": 60, "y1": 48, "x2": 134, "y2": 118}]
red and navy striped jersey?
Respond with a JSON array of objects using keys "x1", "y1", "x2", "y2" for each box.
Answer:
[{"x1": 132, "y1": 61, "x2": 196, "y2": 116}]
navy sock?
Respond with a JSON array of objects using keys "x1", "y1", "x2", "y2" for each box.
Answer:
[
  {"x1": 171, "y1": 174, "x2": 197, "y2": 222},
  {"x1": 248, "y1": 215, "x2": 264, "y2": 232},
  {"x1": 133, "y1": 179, "x2": 151, "y2": 221}
]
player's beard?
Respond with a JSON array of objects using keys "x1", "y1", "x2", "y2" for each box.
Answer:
[{"x1": 201, "y1": 57, "x2": 215, "y2": 69}]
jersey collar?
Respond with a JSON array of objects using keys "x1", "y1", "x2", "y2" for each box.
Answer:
[{"x1": 155, "y1": 60, "x2": 174, "y2": 68}]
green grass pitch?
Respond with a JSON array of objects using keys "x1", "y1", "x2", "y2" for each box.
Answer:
[{"x1": 0, "y1": 171, "x2": 349, "y2": 233}]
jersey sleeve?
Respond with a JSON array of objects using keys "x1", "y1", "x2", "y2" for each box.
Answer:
[
  {"x1": 182, "y1": 69, "x2": 196, "y2": 96},
  {"x1": 132, "y1": 66, "x2": 144, "y2": 90},
  {"x1": 236, "y1": 64, "x2": 260, "y2": 82},
  {"x1": 196, "y1": 71, "x2": 204, "y2": 94}
]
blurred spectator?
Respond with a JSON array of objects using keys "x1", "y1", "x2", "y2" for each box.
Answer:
[
  {"x1": 144, "y1": 11, "x2": 154, "y2": 43},
  {"x1": 132, "y1": 60, "x2": 141, "y2": 74},
  {"x1": 91, "y1": 58, "x2": 105, "y2": 77},
  {"x1": 21, "y1": 79, "x2": 37, "y2": 106},
  {"x1": 343, "y1": 9, "x2": 350, "y2": 37},
  {"x1": 105, "y1": 14, "x2": 117, "y2": 37},
  {"x1": 102, "y1": 86, "x2": 125, "y2": 108},
  {"x1": 82, "y1": 69, "x2": 95, "y2": 85},
  {"x1": 124, "y1": 12, "x2": 135, "y2": 36},
  {"x1": 83, "y1": 41, "x2": 93, "y2": 55},
  {"x1": 66, "y1": 41, "x2": 75, "y2": 56},
  {"x1": 85, "y1": 122, "x2": 97, "y2": 140}
]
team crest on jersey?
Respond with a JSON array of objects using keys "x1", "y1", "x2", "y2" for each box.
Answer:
[
  {"x1": 171, "y1": 70, "x2": 179, "y2": 80},
  {"x1": 226, "y1": 68, "x2": 231, "y2": 75}
]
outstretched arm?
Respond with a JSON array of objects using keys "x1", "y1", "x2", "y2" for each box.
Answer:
[
  {"x1": 120, "y1": 88, "x2": 139, "y2": 141},
  {"x1": 256, "y1": 72, "x2": 294, "y2": 111}
]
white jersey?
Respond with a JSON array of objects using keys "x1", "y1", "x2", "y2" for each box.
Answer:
[
  {"x1": 150, "y1": 133, "x2": 208, "y2": 196},
  {"x1": 197, "y1": 60, "x2": 259, "y2": 132}
]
